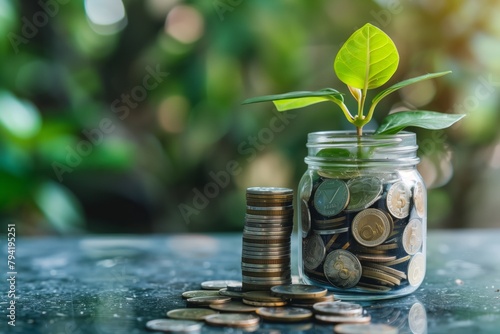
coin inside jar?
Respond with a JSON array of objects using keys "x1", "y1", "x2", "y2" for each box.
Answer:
[
  {"x1": 407, "y1": 252, "x2": 425, "y2": 286},
  {"x1": 352, "y1": 208, "x2": 391, "y2": 247},
  {"x1": 301, "y1": 199, "x2": 311, "y2": 237},
  {"x1": 402, "y1": 219, "x2": 423, "y2": 255},
  {"x1": 323, "y1": 249, "x2": 362, "y2": 289},
  {"x1": 413, "y1": 181, "x2": 425, "y2": 218},
  {"x1": 386, "y1": 181, "x2": 411, "y2": 219},
  {"x1": 313, "y1": 179, "x2": 350, "y2": 217},
  {"x1": 346, "y1": 177, "x2": 382, "y2": 211},
  {"x1": 303, "y1": 233, "x2": 326, "y2": 271}
]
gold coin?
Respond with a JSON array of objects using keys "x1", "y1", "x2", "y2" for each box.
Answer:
[
  {"x1": 380, "y1": 255, "x2": 411, "y2": 266},
  {"x1": 242, "y1": 299, "x2": 287, "y2": 307},
  {"x1": 270, "y1": 284, "x2": 328, "y2": 299},
  {"x1": 407, "y1": 252, "x2": 425, "y2": 286},
  {"x1": 218, "y1": 288, "x2": 244, "y2": 299},
  {"x1": 356, "y1": 282, "x2": 391, "y2": 292},
  {"x1": 361, "y1": 267, "x2": 401, "y2": 286},
  {"x1": 362, "y1": 262, "x2": 407, "y2": 280},
  {"x1": 209, "y1": 301, "x2": 258, "y2": 313},
  {"x1": 288, "y1": 292, "x2": 336, "y2": 305},
  {"x1": 256, "y1": 306, "x2": 313, "y2": 322},
  {"x1": 242, "y1": 290, "x2": 285, "y2": 302},
  {"x1": 204, "y1": 313, "x2": 260, "y2": 328},
  {"x1": 167, "y1": 308, "x2": 218, "y2": 321},
  {"x1": 413, "y1": 181, "x2": 426, "y2": 218},
  {"x1": 386, "y1": 181, "x2": 411, "y2": 219},
  {"x1": 186, "y1": 296, "x2": 232, "y2": 306},
  {"x1": 402, "y1": 219, "x2": 423, "y2": 255},
  {"x1": 357, "y1": 254, "x2": 397, "y2": 263},
  {"x1": 352, "y1": 208, "x2": 391, "y2": 247}
]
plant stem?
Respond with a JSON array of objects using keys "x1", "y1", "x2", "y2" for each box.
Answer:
[{"x1": 356, "y1": 126, "x2": 362, "y2": 136}]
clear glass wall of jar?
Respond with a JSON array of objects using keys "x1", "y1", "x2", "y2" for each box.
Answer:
[{"x1": 297, "y1": 131, "x2": 427, "y2": 300}]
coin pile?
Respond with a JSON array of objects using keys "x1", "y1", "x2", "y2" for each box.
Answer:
[
  {"x1": 301, "y1": 176, "x2": 426, "y2": 293},
  {"x1": 146, "y1": 282, "x2": 403, "y2": 332},
  {"x1": 241, "y1": 187, "x2": 293, "y2": 291}
]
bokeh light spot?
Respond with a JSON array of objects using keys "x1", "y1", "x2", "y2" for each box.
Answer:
[
  {"x1": 157, "y1": 95, "x2": 189, "y2": 133},
  {"x1": 84, "y1": 0, "x2": 127, "y2": 35},
  {"x1": 165, "y1": 5, "x2": 204, "y2": 44}
]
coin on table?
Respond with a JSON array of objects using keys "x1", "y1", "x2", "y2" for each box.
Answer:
[
  {"x1": 407, "y1": 252, "x2": 425, "y2": 286},
  {"x1": 270, "y1": 284, "x2": 327, "y2": 299},
  {"x1": 402, "y1": 219, "x2": 423, "y2": 255},
  {"x1": 242, "y1": 290, "x2": 285, "y2": 302},
  {"x1": 334, "y1": 323, "x2": 399, "y2": 334},
  {"x1": 204, "y1": 313, "x2": 260, "y2": 328},
  {"x1": 313, "y1": 179, "x2": 350, "y2": 217},
  {"x1": 303, "y1": 233, "x2": 325, "y2": 271},
  {"x1": 346, "y1": 177, "x2": 383, "y2": 211},
  {"x1": 218, "y1": 288, "x2": 244, "y2": 299},
  {"x1": 315, "y1": 313, "x2": 371, "y2": 324},
  {"x1": 352, "y1": 208, "x2": 391, "y2": 247},
  {"x1": 186, "y1": 296, "x2": 231, "y2": 307},
  {"x1": 246, "y1": 186, "x2": 293, "y2": 195},
  {"x1": 323, "y1": 249, "x2": 362, "y2": 289},
  {"x1": 242, "y1": 298, "x2": 287, "y2": 307},
  {"x1": 301, "y1": 199, "x2": 311, "y2": 237},
  {"x1": 413, "y1": 181, "x2": 425, "y2": 218},
  {"x1": 386, "y1": 181, "x2": 411, "y2": 219},
  {"x1": 201, "y1": 280, "x2": 242, "y2": 290},
  {"x1": 256, "y1": 307, "x2": 313, "y2": 322},
  {"x1": 182, "y1": 290, "x2": 221, "y2": 299},
  {"x1": 167, "y1": 308, "x2": 218, "y2": 321},
  {"x1": 313, "y1": 301, "x2": 363, "y2": 316},
  {"x1": 209, "y1": 301, "x2": 258, "y2": 313},
  {"x1": 145, "y1": 319, "x2": 202, "y2": 332}
]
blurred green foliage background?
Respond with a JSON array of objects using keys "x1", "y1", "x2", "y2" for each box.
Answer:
[{"x1": 1, "y1": 0, "x2": 499, "y2": 235}]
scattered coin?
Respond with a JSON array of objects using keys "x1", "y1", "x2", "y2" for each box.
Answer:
[
  {"x1": 209, "y1": 301, "x2": 258, "y2": 313},
  {"x1": 313, "y1": 179, "x2": 350, "y2": 217},
  {"x1": 186, "y1": 296, "x2": 231, "y2": 307},
  {"x1": 313, "y1": 301, "x2": 363, "y2": 316},
  {"x1": 352, "y1": 208, "x2": 391, "y2": 247},
  {"x1": 242, "y1": 299, "x2": 288, "y2": 307},
  {"x1": 204, "y1": 313, "x2": 260, "y2": 328},
  {"x1": 334, "y1": 323, "x2": 399, "y2": 334},
  {"x1": 242, "y1": 291, "x2": 285, "y2": 302},
  {"x1": 402, "y1": 219, "x2": 423, "y2": 255},
  {"x1": 256, "y1": 307, "x2": 313, "y2": 322},
  {"x1": 167, "y1": 308, "x2": 218, "y2": 321},
  {"x1": 270, "y1": 284, "x2": 328, "y2": 299},
  {"x1": 303, "y1": 233, "x2": 326, "y2": 271},
  {"x1": 145, "y1": 319, "x2": 202, "y2": 332},
  {"x1": 226, "y1": 282, "x2": 242, "y2": 292},
  {"x1": 386, "y1": 181, "x2": 411, "y2": 219},
  {"x1": 315, "y1": 313, "x2": 371, "y2": 324},
  {"x1": 218, "y1": 288, "x2": 244, "y2": 299},
  {"x1": 346, "y1": 177, "x2": 382, "y2": 211},
  {"x1": 201, "y1": 280, "x2": 241, "y2": 290},
  {"x1": 407, "y1": 252, "x2": 425, "y2": 286},
  {"x1": 182, "y1": 290, "x2": 221, "y2": 299},
  {"x1": 324, "y1": 249, "x2": 362, "y2": 288}
]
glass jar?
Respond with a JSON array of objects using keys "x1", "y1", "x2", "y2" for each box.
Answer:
[{"x1": 297, "y1": 131, "x2": 426, "y2": 300}]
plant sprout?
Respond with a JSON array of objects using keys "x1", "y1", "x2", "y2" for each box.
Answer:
[{"x1": 243, "y1": 23, "x2": 465, "y2": 136}]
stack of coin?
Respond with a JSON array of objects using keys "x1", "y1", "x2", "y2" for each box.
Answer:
[
  {"x1": 241, "y1": 187, "x2": 294, "y2": 291},
  {"x1": 313, "y1": 301, "x2": 371, "y2": 324}
]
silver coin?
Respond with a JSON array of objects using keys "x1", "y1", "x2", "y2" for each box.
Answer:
[
  {"x1": 256, "y1": 306, "x2": 313, "y2": 322},
  {"x1": 186, "y1": 296, "x2": 231, "y2": 306},
  {"x1": 301, "y1": 199, "x2": 311, "y2": 237},
  {"x1": 271, "y1": 284, "x2": 327, "y2": 299},
  {"x1": 303, "y1": 233, "x2": 326, "y2": 271},
  {"x1": 181, "y1": 290, "x2": 221, "y2": 299},
  {"x1": 245, "y1": 214, "x2": 293, "y2": 222},
  {"x1": 413, "y1": 181, "x2": 426, "y2": 218},
  {"x1": 246, "y1": 187, "x2": 293, "y2": 195},
  {"x1": 314, "y1": 179, "x2": 350, "y2": 217},
  {"x1": 386, "y1": 181, "x2": 411, "y2": 219},
  {"x1": 323, "y1": 250, "x2": 362, "y2": 289},
  {"x1": 334, "y1": 323, "x2": 399, "y2": 334},
  {"x1": 167, "y1": 308, "x2": 218, "y2": 321},
  {"x1": 407, "y1": 252, "x2": 425, "y2": 286},
  {"x1": 346, "y1": 177, "x2": 383, "y2": 211},
  {"x1": 313, "y1": 301, "x2": 363, "y2": 316},
  {"x1": 204, "y1": 313, "x2": 260, "y2": 328},
  {"x1": 316, "y1": 313, "x2": 371, "y2": 324},
  {"x1": 313, "y1": 227, "x2": 349, "y2": 235},
  {"x1": 402, "y1": 219, "x2": 423, "y2": 255},
  {"x1": 408, "y1": 302, "x2": 427, "y2": 334},
  {"x1": 300, "y1": 173, "x2": 313, "y2": 201},
  {"x1": 218, "y1": 288, "x2": 244, "y2": 298},
  {"x1": 145, "y1": 319, "x2": 202, "y2": 332},
  {"x1": 201, "y1": 280, "x2": 242, "y2": 290},
  {"x1": 227, "y1": 282, "x2": 243, "y2": 292}
]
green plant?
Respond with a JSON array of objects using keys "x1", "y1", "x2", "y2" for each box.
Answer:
[{"x1": 243, "y1": 23, "x2": 465, "y2": 136}]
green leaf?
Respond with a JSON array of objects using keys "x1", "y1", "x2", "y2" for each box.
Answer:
[
  {"x1": 372, "y1": 71, "x2": 451, "y2": 105},
  {"x1": 316, "y1": 148, "x2": 352, "y2": 159},
  {"x1": 334, "y1": 23, "x2": 399, "y2": 90},
  {"x1": 374, "y1": 111, "x2": 466, "y2": 135},
  {"x1": 242, "y1": 88, "x2": 343, "y2": 111}
]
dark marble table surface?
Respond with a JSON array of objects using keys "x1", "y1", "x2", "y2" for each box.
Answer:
[{"x1": 1, "y1": 230, "x2": 500, "y2": 333}]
